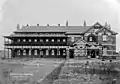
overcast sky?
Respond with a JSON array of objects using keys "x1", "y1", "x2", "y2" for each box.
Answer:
[{"x1": 0, "y1": 0, "x2": 120, "y2": 51}]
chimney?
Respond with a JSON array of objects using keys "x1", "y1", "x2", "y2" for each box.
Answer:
[
  {"x1": 58, "y1": 24, "x2": 60, "y2": 26},
  {"x1": 47, "y1": 24, "x2": 49, "y2": 26},
  {"x1": 83, "y1": 20, "x2": 87, "y2": 27},
  {"x1": 17, "y1": 24, "x2": 20, "y2": 30},
  {"x1": 108, "y1": 24, "x2": 111, "y2": 30},
  {"x1": 66, "y1": 20, "x2": 68, "y2": 26},
  {"x1": 26, "y1": 24, "x2": 29, "y2": 26},
  {"x1": 37, "y1": 24, "x2": 39, "y2": 26},
  {"x1": 105, "y1": 21, "x2": 108, "y2": 28}
]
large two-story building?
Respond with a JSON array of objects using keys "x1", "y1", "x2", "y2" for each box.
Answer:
[{"x1": 3, "y1": 21, "x2": 118, "y2": 59}]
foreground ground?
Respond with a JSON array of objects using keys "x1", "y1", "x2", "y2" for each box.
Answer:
[{"x1": 0, "y1": 58, "x2": 120, "y2": 84}]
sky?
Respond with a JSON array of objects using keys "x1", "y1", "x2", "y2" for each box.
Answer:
[{"x1": 0, "y1": 0, "x2": 120, "y2": 51}]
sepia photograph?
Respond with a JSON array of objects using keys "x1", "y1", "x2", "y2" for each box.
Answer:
[{"x1": 0, "y1": 0, "x2": 120, "y2": 84}]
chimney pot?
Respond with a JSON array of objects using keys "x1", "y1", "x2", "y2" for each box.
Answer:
[
  {"x1": 47, "y1": 24, "x2": 49, "y2": 26},
  {"x1": 37, "y1": 24, "x2": 39, "y2": 26}
]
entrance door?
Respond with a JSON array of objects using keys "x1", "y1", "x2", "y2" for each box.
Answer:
[
  {"x1": 69, "y1": 49, "x2": 74, "y2": 58},
  {"x1": 91, "y1": 50, "x2": 95, "y2": 58}
]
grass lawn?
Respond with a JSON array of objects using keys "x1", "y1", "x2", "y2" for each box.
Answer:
[{"x1": 0, "y1": 58, "x2": 65, "y2": 84}]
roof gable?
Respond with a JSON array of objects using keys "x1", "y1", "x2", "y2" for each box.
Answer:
[
  {"x1": 84, "y1": 22, "x2": 103, "y2": 33},
  {"x1": 73, "y1": 39, "x2": 89, "y2": 45},
  {"x1": 95, "y1": 27, "x2": 118, "y2": 35}
]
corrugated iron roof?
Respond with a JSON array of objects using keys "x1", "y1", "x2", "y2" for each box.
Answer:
[{"x1": 14, "y1": 26, "x2": 91, "y2": 33}]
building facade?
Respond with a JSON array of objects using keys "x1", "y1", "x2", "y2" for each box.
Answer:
[{"x1": 3, "y1": 21, "x2": 118, "y2": 59}]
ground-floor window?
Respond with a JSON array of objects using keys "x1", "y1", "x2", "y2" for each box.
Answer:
[
  {"x1": 17, "y1": 50, "x2": 20, "y2": 55},
  {"x1": 23, "y1": 50, "x2": 26, "y2": 55},
  {"x1": 34, "y1": 50, "x2": 37, "y2": 55},
  {"x1": 52, "y1": 49, "x2": 55, "y2": 55},
  {"x1": 57, "y1": 49, "x2": 60, "y2": 55},
  {"x1": 63, "y1": 50, "x2": 66, "y2": 55},
  {"x1": 40, "y1": 50, "x2": 43, "y2": 55},
  {"x1": 29, "y1": 50, "x2": 31, "y2": 55},
  {"x1": 46, "y1": 49, "x2": 49, "y2": 55}
]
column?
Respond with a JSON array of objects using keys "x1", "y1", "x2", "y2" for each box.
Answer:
[{"x1": 66, "y1": 47, "x2": 69, "y2": 59}]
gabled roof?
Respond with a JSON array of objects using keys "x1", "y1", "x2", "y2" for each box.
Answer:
[
  {"x1": 84, "y1": 22, "x2": 103, "y2": 33},
  {"x1": 73, "y1": 39, "x2": 90, "y2": 45},
  {"x1": 14, "y1": 25, "x2": 91, "y2": 34},
  {"x1": 95, "y1": 27, "x2": 118, "y2": 35}
]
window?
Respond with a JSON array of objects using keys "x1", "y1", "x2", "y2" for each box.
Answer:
[
  {"x1": 103, "y1": 35, "x2": 107, "y2": 41},
  {"x1": 46, "y1": 50, "x2": 49, "y2": 55},
  {"x1": 40, "y1": 39, "x2": 43, "y2": 42},
  {"x1": 46, "y1": 39, "x2": 49, "y2": 42},
  {"x1": 23, "y1": 50, "x2": 26, "y2": 55},
  {"x1": 71, "y1": 37, "x2": 74, "y2": 42},
  {"x1": 17, "y1": 50, "x2": 20, "y2": 55},
  {"x1": 63, "y1": 50, "x2": 66, "y2": 55},
  {"x1": 34, "y1": 50, "x2": 37, "y2": 55},
  {"x1": 89, "y1": 37, "x2": 92, "y2": 41},
  {"x1": 17, "y1": 39, "x2": 20, "y2": 42},
  {"x1": 34, "y1": 39, "x2": 37, "y2": 42},
  {"x1": 29, "y1": 50, "x2": 31, "y2": 55},
  {"x1": 63, "y1": 39, "x2": 66, "y2": 42},
  {"x1": 52, "y1": 50, "x2": 54, "y2": 55},
  {"x1": 51, "y1": 39, "x2": 54, "y2": 42},
  {"x1": 57, "y1": 50, "x2": 60, "y2": 55},
  {"x1": 29, "y1": 39, "x2": 31, "y2": 42},
  {"x1": 23, "y1": 39, "x2": 26, "y2": 42},
  {"x1": 57, "y1": 39, "x2": 60, "y2": 42}
]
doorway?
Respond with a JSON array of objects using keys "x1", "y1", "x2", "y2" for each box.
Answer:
[
  {"x1": 69, "y1": 49, "x2": 74, "y2": 58},
  {"x1": 91, "y1": 50, "x2": 96, "y2": 58}
]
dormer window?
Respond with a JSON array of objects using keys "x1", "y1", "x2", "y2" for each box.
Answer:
[{"x1": 103, "y1": 35, "x2": 107, "y2": 41}]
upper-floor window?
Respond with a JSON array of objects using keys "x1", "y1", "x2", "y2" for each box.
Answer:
[
  {"x1": 63, "y1": 39, "x2": 66, "y2": 42},
  {"x1": 57, "y1": 39, "x2": 60, "y2": 42},
  {"x1": 29, "y1": 39, "x2": 31, "y2": 42},
  {"x1": 103, "y1": 35, "x2": 107, "y2": 41},
  {"x1": 40, "y1": 39, "x2": 43, "y2": 42},
  {"x1": 71, "y1": 37, "x2": 74, "y2": 42},
  {"x1": 51, "y1": 39, "x2": 54, "y2": 42},
  {"x1": 23, "y1": 39, "x2": 26, "y2": 42},
  {"x1": 89, "y1": 37, "x2": 92, "y2": 41},
  {"x1": 34, "y1": 39, "x2": 37, "y2": 42},
  {"x1": 46, "y1": 39, "x2": 49, "y2": 42},
  {"x1": 17, "y1": 39, "x2": 20, "y2": 42}
]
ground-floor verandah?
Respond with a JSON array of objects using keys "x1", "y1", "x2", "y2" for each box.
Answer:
[{"x1": 4, "y1": 48, "x2": 67, "y2": 58}]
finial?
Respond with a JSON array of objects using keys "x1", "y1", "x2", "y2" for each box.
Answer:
[{"x1": 17, "y1": 24, "x2": 20, "y2": 30}]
